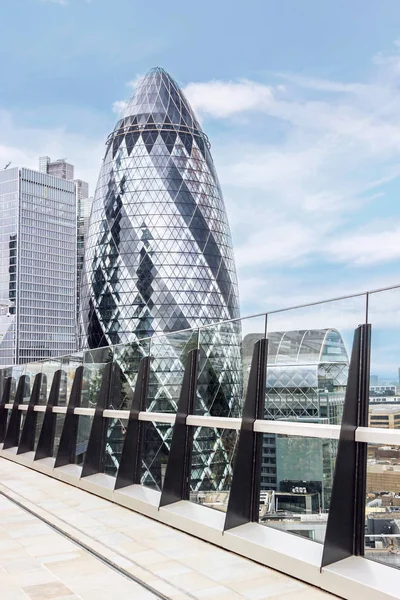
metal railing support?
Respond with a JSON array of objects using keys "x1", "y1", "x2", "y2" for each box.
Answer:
[
  {"x1": 18, "y1": 373, "x2": 43, "y2": 455},
  {"x1": 34, "y1": 370, "x2": 63, "y2": 461},
  {"x1": 0, "y1": 377, "x2": 11, "y2": 443},
  {"x1": 115, "y1": 357, "x2": 150, "y2": 490},
  {"x1": 224, "y1": 338, "x2": 268, "y2": 531},
  {"x1": 321, "y1": 324, "x2": 371, "y2": 568},
  {"x1": 4, "y1": 376, "x2": 26, "y2": 450},
  {"x1": 81, "y1": 362, "x2": 113, "y2": 478},
  {"x1": 54, "y1": 366, "x2": 83, "y2": 468}
]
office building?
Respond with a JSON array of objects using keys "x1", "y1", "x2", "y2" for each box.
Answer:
[
  {"x1": 79, "y1": 67, "x2": 241, "y2": 490},
  {"x1": 0, "y1": 166, "x2": 77, "y2": 365},
  {"x1": 39, "y1": 156, "x2": 91, "y2": 317},
  {"x1": 369, "y1": 405, "x2": 400, "y2": 429}
]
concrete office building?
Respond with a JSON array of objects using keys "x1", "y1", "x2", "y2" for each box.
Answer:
[
  {"x1": 39, "y1": 157, "x2": 91, "y2": 317},
  {"x1": 0, "y1": 166, "x2": 77, "y2": 364}
]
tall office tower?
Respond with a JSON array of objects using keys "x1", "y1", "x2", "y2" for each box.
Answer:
[
  {"x1": 39, "y1": 157, "x2": 90, "y2": 318},
  {"x1": 0, "y1": 166, "x2": 77, "y2": 365},
  {"x1": 80, "y1": 67, "x2": 241, "y2": 489}
]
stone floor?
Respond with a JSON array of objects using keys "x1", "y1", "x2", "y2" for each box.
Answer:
[{"x1": 0, "y1": 458, "x2": 337, "y2": 600}]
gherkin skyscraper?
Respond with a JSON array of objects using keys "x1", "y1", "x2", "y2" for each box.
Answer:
[{"x1": 80, "y1": 68, "x2": 242, "y2": 491}]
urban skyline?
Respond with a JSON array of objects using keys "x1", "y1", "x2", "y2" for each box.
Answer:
[{"x1": 0, "y1": 3, "x2": 399, "y2": 597}]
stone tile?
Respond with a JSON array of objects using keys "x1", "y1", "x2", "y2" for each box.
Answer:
[
  {"x1": 196, "y1": 585, "x2": 245, "y2": 599},
  {"x1": 22, "y1": 582, "x2": 74, "y2": 599},
  {"x1": 168, "y1": 571, "x2": 223, "y2": 593},
  {"x1": 9, "y1": 566, "x2": 58, "y2": 588}
]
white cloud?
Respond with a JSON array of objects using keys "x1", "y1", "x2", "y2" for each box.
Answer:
[
  {"x1": 112, "y1": 100, "x2": 127, "y2": 115},
  {"x1": 183, "y1": 80, "x2": 274, "y2": 118},
  {"x1": 178, "y1": 40, "x2": 400, "y2": 299},
  {"x1": 0, "y1": 109, "x2": 103, "y2": 192},
  {"x1": 327, "y1": 222, "x2": 400, "y2": 265}
]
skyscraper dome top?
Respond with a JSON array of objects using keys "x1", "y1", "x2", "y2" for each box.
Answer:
[{"x1": 115, "y1": 67, "x2": 206, "y2": 145}]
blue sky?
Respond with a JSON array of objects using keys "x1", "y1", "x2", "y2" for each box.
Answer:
[{"x1": 2, "y1": 0, "x2": 400, "y2": 375}]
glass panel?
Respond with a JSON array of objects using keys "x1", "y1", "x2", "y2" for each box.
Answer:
[
  {"x1": 10, "y1": 365, "x2": 25, "y2": 403},
  {"x1": 101, "y1": 339, "x2": 151, "y2": 478},
  {"x1": 260, "y1": 295, "x2": 367, "y2": 542},
  {"x1": 364, "y1": 287, "x2": 400, "y2": 566},
  {"x1": 104, "y1": 418, "x2": 128, "y2": 477},
  {"x1": 76, "y1": 347, "x2": 113, "y2": 466},
  {"x1": 60, "y1": 353, "x2": 83, "y2": 406},
  {"x1": 141, "y1": 421, "x2": 173, "y2": 490},
  {"x1": 24, "y1": 362, "x2": 44, "y2": 404},
  {"x1": 190, "y1": 426, "x2": 239, "y2": 511},
  {"x1": 260, "y1": 433, "x2": 337, "y2": 542},
  {"x1": 140, "y1": 330, "x2": 197, "y2": 489},
  {"x1": 265, "y1": 296, "x2": 366, "y2": 426},
  {"x1": 197, "y1": 315, "x2": 265, "y2": 418},
  {"x1": 34, "y1": 358, "x2": 62, "y2": 450},
  {"x1": 40, "y1": 359, "x2": 62, "y2": 404},
  {"x1": 148, "y1": 329, "x2": 198, "y2": 413},
  {"x1": 113, "y1": 340, "x2": 151, "y2": 411}
]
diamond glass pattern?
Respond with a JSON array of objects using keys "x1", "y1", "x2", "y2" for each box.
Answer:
[{"x1": 79, "y1": 68, "x2": 242, "y2": 490}]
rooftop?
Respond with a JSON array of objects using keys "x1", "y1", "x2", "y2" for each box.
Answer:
[{"x1": 0, "y1": 457, "x2": 333, "y2": 600}]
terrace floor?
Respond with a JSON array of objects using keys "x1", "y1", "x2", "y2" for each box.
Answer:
[{"x1": 0, "y1": 457, "x2": 336, "y2": 600}]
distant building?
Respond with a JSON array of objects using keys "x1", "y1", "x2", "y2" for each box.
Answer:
[
  {"x1": 39, "y1": 156, "x2": 75, "y2": 181},
  {"x1": 370, "y1": 374, "x2": 379, "y2": 386},
  {"x1": 0, "y1": 166, "x2": 77, "y2": 364},
  {"x1": 369, "y1": 405, "x2": 400, "y2": 429},
  {"x1": 39, "y1": 157, "x2": 91, "y2": 318}
]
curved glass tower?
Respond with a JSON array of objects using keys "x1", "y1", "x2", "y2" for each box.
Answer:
[{"x1": 80, "y1": 68, "x2": 241, "y2": 490}]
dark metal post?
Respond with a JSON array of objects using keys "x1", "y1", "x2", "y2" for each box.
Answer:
[
  {"x1": 0, "y1": 377, "x2": 12, "y2": 443},
  {"x1": 355, "y1": 324, "x2": 371, "y2": 556},
  {"x1": 224, "y1": 338, "x2": 268, "y2": 531},
  {"x1": 54, "y1": 366, "x2": 83, "y2": 468},
  {"x1": 115, "y1": 357, "x2": 150, "y2": 490},
  {"x1": 81, "y1": 361, "x2": 113, "y2": 478},
  {"x1": 34, "y1": 370, "x2": 63, "y2": 461},
  {"x1": 159, "y1": 349, "x2": 198, "y2": 507},
  {"x1": 321, "y1": 324, "x2": 371, "y2": 568},
  {"x1": 3, "y1": 375, "x2": 26, "y2": 449},
  {"x1": 18, "y1": 373, "x2": 43, "y2": 454}
]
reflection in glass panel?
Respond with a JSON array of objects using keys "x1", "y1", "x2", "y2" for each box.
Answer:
[
  {"x1": 101, "y1": 340, "x2": 151, "y2": 478},
  {"x1": 259, "y1": 434, "x2": 337, "y2": 543},
  {"x1": 261, "y1": 297, "x2": 366, "y2": 506},
  {"x1": 76, "y1": 347, "x2": 113, "y2": 465},
  {"x1": 103, "y1": 417, "x2": 127, "y2": 477},
  {"x1": 60, "y1": 353, "x2": 83, "y2": 406},
  {"x1": 197, "y1": 316, "x2": 261, "y2": 418},
  {"x1": 40, "y1": 360, "x2": 61, "y2": 404},
  {"x1": 10, "y1": 365, "x2": 25, "y2": 403},
  {"x1": 190, "y1": 426, "x2": 238, "y2": 512},
  {"x1": 148, "y1": 330, "x2": 198, "y2": 413},
  {"x1": 141, "y1": 421, "x2": 172, "y2": 490},
  {"x1": 113, "y1": 340, "x2": 150, "y2": 412},
  {"x1": 365, "y1": 443, "x2": 400, "y2": 568}
]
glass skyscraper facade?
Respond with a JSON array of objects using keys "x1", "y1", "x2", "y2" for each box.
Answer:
[
  {"x1": 80, "y1": 67, "x2": 241, "y2": 490},
  {"x1": 0, "y1": 167, "x2": 77, "y2": 365}
]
